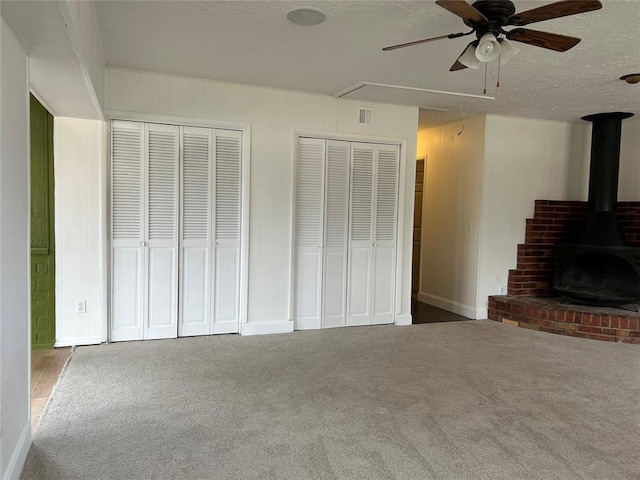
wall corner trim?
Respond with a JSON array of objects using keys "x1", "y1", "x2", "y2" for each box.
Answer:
[
  {"x1": 3, "y1": 422, "x2": 31, "y2": 480},
  {"x1": 241, "y1": 321, "x2": 294, "y2": 336},
  {"x1": 394, "y1": 314, "x2": 412, "y2": 326},
  {"x1": 417, "y1": 292, "x2": 476, "y2": 319}
]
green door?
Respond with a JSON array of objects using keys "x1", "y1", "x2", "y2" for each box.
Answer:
[{"x1": 30, "y1": 94, "x2": 56, "y2": 349}]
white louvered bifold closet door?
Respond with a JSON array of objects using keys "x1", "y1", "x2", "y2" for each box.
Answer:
[
  {"x1": 295, "y1": 138, "x2": 326, "y2": 330},
  {"x1": 372, "y1": 144, "x2": 399, "y2": 324},
  {"x1": 145, "y1": 124, "x2": 179, "y2": 339},
  {"x1": 179, "y1": 127, "x2": 212, "y2": 337},
  {"x1": 322, "y1": 140, "x2": 350, "y2": 329},
  {"x1": 212, "y1": 129, "x2": 242, "y2": 334},
  {"x1": 347, "y1": 143, "x2": 375, "y2": 326},
  {"x1": 112, "y1": 121, "x2": 242, "y2": 341},
  {"x1": 179, "y1": 128, "x2": 242, "y2": 336},
  {"x1": 111, "y1": 121, "x2": 145, "y2": 341}
]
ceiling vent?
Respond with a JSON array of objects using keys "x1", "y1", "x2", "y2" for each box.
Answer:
[{"x1": 358, "y1": 107, "x2": 374, "y2": 126}]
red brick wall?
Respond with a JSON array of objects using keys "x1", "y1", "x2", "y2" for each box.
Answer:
[{"x1": 507, "y1": 200, "x2": 640, "y2": 296}]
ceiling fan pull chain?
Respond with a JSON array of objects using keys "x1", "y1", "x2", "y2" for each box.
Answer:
[
  {"x1": 483, "y1": 62, "x2": 488, "y2": 95},
  {"x1": 497, "y1": 53, "x2": 501, "y2": 88}
]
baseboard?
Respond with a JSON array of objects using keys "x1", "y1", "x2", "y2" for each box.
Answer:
[
  {"x1": 394, "y1": 314, "x2": 412, "y2": 326},
  {"x1": 241, "y1": 321, "x2": 294, "y2": 336},
  {"x1": 3, "y1": 421, "x2": 31, "y2": 480},
  {"x1": 54, "y1": 336, "x2": 104, "y2": 347},
  {"x1": 475, "y1": 307, "x2": 488, "y2": 320},
  {"x1": 417, "y1": 292, "x2": 477, "y2": 319}
]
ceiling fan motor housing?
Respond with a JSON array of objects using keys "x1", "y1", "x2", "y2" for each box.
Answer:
[{"x1": 466, "y1": 0, "x2": 516, "y2": 37}]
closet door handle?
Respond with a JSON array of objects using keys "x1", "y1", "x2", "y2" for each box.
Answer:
[{"x1": 140, "y1": 241, "x2": 146, "y2": 247}]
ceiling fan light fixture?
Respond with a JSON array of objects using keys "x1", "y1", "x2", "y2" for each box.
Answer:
[
  {"x1": 475, "y1": 33, "x2": 501, "y2": 62},
  {"x1": 498, "y1": 38, "x2": 519, "y2": 65},
  {"x1": 458, "y1": 41, "x2": 481, "y2": 69}
]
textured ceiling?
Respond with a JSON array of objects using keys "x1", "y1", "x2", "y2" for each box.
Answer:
[{"x1": 11, "y1": 1, "x2": 640, "y2": 125}]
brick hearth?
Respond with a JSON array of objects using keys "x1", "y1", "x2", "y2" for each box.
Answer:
[{"x1": 488, "y1": 200, "x2": 640, "y2": 343}]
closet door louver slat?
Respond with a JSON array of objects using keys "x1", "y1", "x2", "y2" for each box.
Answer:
[
  {"x1": 325, "y1": 141, "x2": 350, "y2": 248},
  {"x1": 375, "y1": 148, "x2": 399, "y2": 242},
  {"x1": 297, "y1": 140, "x2": 325, "y2": 248},
  {"x1": 350, "y1": 146, "x2": 374, "y2": 242},
  {"x1": 215, "y1": 133, "x2": 241, "y2": 241},
  {"x1": 148, "y1": 130, "x2": 178, "y2": 240},
  {"x1": 112, "y1": 127, "x2": 143, "y2": 240},
  {"x1": 182, "y1": 132, "x2": 210, "y2": 240}
]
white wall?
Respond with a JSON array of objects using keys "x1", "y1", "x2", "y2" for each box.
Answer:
[
  {"x1": 618, "y1": 117, "x2": 640, "y2": 201},
  {"x1": 54, "y1": 118, "x2": 107, "y2": 346},
  {"x1": 52, "y1": 67, "x2": 417, "y2": 341},
  {"x1": 0, "y1": 17, "x2": 31, "y2": 480},
  {"x1": 475, "y1": 115, "x2": 590, "y2": 317},
  {"x1": 416, "y1": 115, "x2": 486, "y2": 318}
]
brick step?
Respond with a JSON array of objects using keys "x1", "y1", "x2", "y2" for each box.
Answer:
[{"x1": 488, "y1": 295, "x2": 640, "y2": 344}]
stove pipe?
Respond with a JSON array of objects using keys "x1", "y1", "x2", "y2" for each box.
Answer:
[{"x1": 579, "y1": 112, "x2": 634, "y2": 246}]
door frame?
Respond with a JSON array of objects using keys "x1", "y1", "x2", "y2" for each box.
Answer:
[{"x1": 412, "y1": 156, "x2": 426, "y2": 295}]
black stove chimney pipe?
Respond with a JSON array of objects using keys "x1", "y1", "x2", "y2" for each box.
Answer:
[{"x1": 579, "y1": 112, "x2": 634, "y2": 246}]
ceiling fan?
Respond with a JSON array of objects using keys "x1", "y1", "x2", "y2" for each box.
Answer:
[{"x1": 383, "y1": 0, "x2": 603, "y2": 71}]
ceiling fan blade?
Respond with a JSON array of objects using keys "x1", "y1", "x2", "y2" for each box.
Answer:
[
  {"x1": 382, "y1": 32, "x2": 466, "y2": 51},
  {"x1": 509, "y1": 0, "x2": 602, "y2": 27},
  {"x1": 450, "y1": 41, "x2": 474, "y2": 71},
  {"x1": 436, "y1": 0, "x2": 487, "y2": 23},
  {"x1": 506, "y1": 28, "x2": 581, "y2": 52},
  {"x1": 450, "y1": 59, "x2": 468, "y2": 72}
]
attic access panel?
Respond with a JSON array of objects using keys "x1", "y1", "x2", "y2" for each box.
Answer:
[{"x1": 335, "y1": 82, "x2": 494, "y2": 111}]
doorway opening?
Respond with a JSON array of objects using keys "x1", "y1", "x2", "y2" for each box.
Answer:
[{"x1": 412, "y1": 157, "x2": 424, "y2": 295}]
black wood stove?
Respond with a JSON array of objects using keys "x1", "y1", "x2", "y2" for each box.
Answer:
[{"x1": 554, "y1": 112, "x2": 640, "y2": 307}]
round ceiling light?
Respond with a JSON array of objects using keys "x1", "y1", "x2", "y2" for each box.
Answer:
[
  {"x1": 620, "y1": 73, "x2": 640, "y2": 84},
  {"x1": 286, "y1": 8, "x2": 326, "y2": 26}
]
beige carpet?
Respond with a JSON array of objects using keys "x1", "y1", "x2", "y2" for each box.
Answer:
[{"x1": 22, "y1": 321, "x2": 640, "y2": 479}]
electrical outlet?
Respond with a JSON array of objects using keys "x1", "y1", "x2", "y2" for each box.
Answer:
[
  {"x1": 499, "y1": 285, "x2": 507, "y2": 295},
  {"x1": 76, "y1": 299, "x2": 87, "y2": 314}
]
